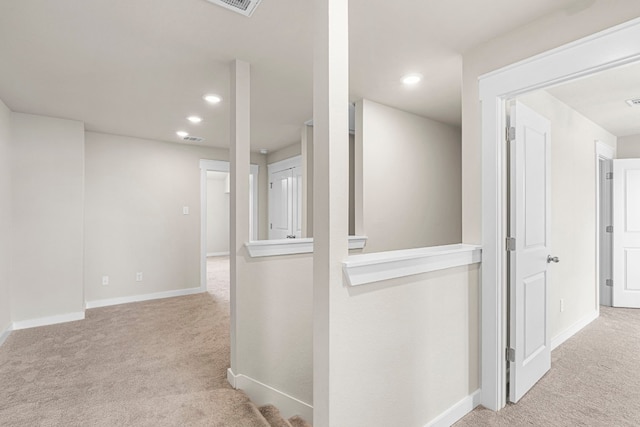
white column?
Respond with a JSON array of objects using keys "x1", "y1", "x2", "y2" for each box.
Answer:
[
  {"x1": 313, "y1": 0, "x2": 349, "y2": 425},
  {"x1": 229, "y1": 59, "x2": 251, "y2": 375}
]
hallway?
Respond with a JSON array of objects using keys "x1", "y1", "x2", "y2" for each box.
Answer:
[{"x1": 457, "y1": 307, "x2": 640, "y2": 426}]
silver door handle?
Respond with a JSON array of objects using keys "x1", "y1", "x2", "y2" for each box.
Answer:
[{"x1": 547, "y1": 255, "x2": 559, "y2": 263}]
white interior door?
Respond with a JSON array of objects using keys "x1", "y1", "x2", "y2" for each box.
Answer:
[
  {"x1": 269, "y1": 169, "x2": 293, "y2": 239},
  {"x1": 293, "y1": 166, "x2": 303, "y2": 238},
  {"x1": 508, "y1": 101, "x2": 552, "y2": 403},
  {"x1": 612, "y1": 159, "x2": 640, "y2": 308}
]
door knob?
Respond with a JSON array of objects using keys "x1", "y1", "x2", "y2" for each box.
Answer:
[{"x1": 547, "y1": 255, "x2": 559, "y2": 263}]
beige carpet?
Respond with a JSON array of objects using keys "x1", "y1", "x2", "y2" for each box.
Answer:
[
  {"x1": 207, "y1": 256, "x2": 230, "y2": 302},
  {"x1": 456, "y1": 306, "x2": 640, "y2": 426},
  {"x1": 0, "y1": 257, "x2": 310, "y2": 426}
]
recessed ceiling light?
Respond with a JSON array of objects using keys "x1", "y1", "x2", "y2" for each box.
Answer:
[
  {"x1": 203, "y1": 94, "x2": 222, "y2": 104},
  {"x1": 176, "y1": 131, "x2": 189, "y2": 138},
  {"x1": 260, "y1": 149, "x2": 268, "y2": 155},
  {"x1": 402, "y1": 73, "x2": 423, "y2": 85},
  {"x1": 187, "y1": 116, "x2": 203, "y2": 124}
]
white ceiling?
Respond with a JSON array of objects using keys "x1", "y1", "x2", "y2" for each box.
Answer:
[
  {"x1": 0, "y1": 0, "x2": 587, "y2": 152},
  {"x1": 546, "y1": 61, "x2": 640, "y2": 137}
]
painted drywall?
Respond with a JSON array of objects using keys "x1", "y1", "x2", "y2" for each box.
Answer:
[
  {"x1": 266, "y1": 142, "x2": 301, "y2": 165},
  {"x1": 358, "y1": 99, "x2": 462, "y2": 252},
  {"x1": 235, "y1": 253, "x2": 313, "y2": 406},
  {"x1": 332, "y1": 264, "x2": 479, "y2": 426},
  {"x1": 462, "y1": 2, "x2": 640, "y2": 244},
  {"x1": 0, "y1": 99, "x2": 11, "y2": 333},
  {"x1": 11, "y1": 113, "x2": 85, "y2": 322},
  {"x1": 84, "y1": 132, "x2": 266, "y2": 303},
  {"x1": 207, "y1": 172, "x2": 230, "y2": 255},
  {"x1": 617, "y1": 134, "x2": 640, "y2": 158},
  {"x1": 519, "y1": 90, "x2": 616, "y2": 340}
]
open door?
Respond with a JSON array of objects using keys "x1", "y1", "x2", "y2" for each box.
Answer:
[
  {"x1": 612, "y1": 159, "x2": 640, "y2": 308},
  {"x1": 508, "y1": 101, "x2": 553, "y2": 403}
]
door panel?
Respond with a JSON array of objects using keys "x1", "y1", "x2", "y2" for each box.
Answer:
[
  {"x1": 613, "y1": 160, "x2": 640, "y2": 308},
  {"x1": 509, "y1": 101, "x2": 552, "y2": 403},
  {"x1": 269, "y1": 169, "x2": 293, "y2": 239}
]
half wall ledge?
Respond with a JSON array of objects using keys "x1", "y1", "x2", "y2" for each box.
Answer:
[
  {"x1": 245, "y1": 235, "x2": 368, "y2": 258},
  {"x1": 342, "y1": 243, "x2": 482, "y2": 286}
]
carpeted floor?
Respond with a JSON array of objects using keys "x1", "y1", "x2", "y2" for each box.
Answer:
[
  {"x1": 0, "y1": 256, "x2": 277, "y2": 426},
  {"x1": 456, "y1": 306, "x2": 640, "y2": 426},
  {"x1": 207, "y1": 256, "x2": 230, "y2": 302}
]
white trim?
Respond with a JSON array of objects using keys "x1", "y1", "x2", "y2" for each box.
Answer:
[
  {"x1": 595, "y1": 140, "x2": 616, "y2": 160},
  {"x1": 245, "y1": 235, "x2": 367, "y2": 258},
  {"x1": 267, "y1": 155, "x2": 302, "y2": 174},
  {"x1": 207, "y1": 251, "x2": 230, "y2": 257},
  {"x1": 85, "y1": 287, "x2": 203, "y2": 309},
  {"x1": 12, "y1": 311, "x2": 85, "y2": 331},
  {"x1": 479, "y1": 17, "x2": 640, "y2": 411},
  {"x1": 550, "y1": 310, "x2": 599, "y2": 351},
  {"x1": 200, "y1": 159, "x2": 230, "y2": 172},
  {"x1": 0, "y1": 324, "x2": 12, "y2": 347},
  {"x1": 227, "y1": 368, "x2": 313, "y2": 423},
  {"x1": 343, "y1": 244, "x2": 482, "y2": 287},
  {"x1": 424, "y1": 389, "x2": 482, "y2": 427}
]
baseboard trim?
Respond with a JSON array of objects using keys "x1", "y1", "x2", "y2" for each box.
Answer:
[
  {"x1": 0, "y1": 323, "x2": 12, "y2": 347},
  {"x1": 12, "y1": 311, "x2": 85, "y2": 331},
  {"x1": 551, "y1": 309, "x2": 599, "y2": 351},
  {"x1": 227, "y1": 368, "x2": 313, "y2": 424},
  {"x1": 207, "y1": 252, "x2": 230, "y2": 257},
  {"x1": 424, "y1": 389, "x2": 482, "y2": 427},
  {"x1": 85, "y1": 287, "x2": 204, "y2": 309}
]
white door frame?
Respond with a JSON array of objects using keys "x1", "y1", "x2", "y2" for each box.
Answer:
[
  {"x1": 595, "y1": 141, "x2": 616, "y2": 307},
  {"x1": 479, "y1": 18, "x2": 640, "y2": 411},
  {"x1": 199, "y1": 159, "x2": 259, "y2": 291}
]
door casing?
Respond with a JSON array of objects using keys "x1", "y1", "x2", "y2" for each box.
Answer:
[{"x1": 478, "y1": 17, "x2": 640, "y2": 411}]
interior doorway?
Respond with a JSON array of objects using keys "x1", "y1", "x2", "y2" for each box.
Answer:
[
  {"x1": 478, "y1": 18, "x2": 640, "y2": 411},
  {"x1": 199, "y1": 159, "x2": 259, "y2": 298}
]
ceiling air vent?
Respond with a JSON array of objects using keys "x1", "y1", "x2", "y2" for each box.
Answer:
[
  {"x1": 204, "y1": 0, "x2": 263, "y2": 17},
  {"x1": 626, "y1": 98, "x2": 640, "y2": 107},
  {"x1": 183, "y1": 136, "x2": 205, "y2": 143}
]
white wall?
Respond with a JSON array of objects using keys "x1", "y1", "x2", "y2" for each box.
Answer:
[
  {"x1": 462, "y1": 2, "x2": 640, "y2": 244},
  {"x1": 617, "y1": 134, "x2": 640, "y2": 158},
  {"x1": 330, "y1": 264, "x2": 479, "y2": 426},
  {"x1": 357, "y1": 99, "x2": 461, "y2": 252},
  {"x1": 235, "y1": 253, "x2": 314, "y2": 408},
  {"x1": 11, "y1": 113, "x2": 85, "y2": 322},
  {"x1": 0, "y1": 99, "x2": 11, "y2": 334},
  {"x1": 207, "y1": 173, "x2": 230, "y2": 255},
  {"x1": 266, "y1": 142, "x2": 301, "y2": 165},
  {"x1": 519, "y1": 91, "x2": 616, "y2": 339},
  {"x1": 84, "y1": 132, "x2": 237, "y2": 304}
]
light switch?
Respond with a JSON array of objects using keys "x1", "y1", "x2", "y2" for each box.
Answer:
[{"x1": 183, "y1": 206, "x2": 189, "y2": 215}]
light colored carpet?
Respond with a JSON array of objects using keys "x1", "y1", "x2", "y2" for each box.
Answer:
[
  {"x1": 0, "y1": 259, "x2": 310, "y2": 426},
  {"x1": 207, "y1": 256, "x2": 230, "y2": 302},
  {"x1": 456, "y1": 306, "x2": 640, "y2": 426}
]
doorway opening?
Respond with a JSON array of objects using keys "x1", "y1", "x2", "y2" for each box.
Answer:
[
  {"x1": 479, "y1": 18, "x2": 640, "y2": 411},
  {"x1": 199, "y1": 159, "x2": 259, "y2": 301}
]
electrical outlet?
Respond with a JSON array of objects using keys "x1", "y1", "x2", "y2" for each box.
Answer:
[
  {"x1": 102, "y1": 276, "x2": 109, "y2": 286},
  {"x1": 560, "y1": 298, "x2": 565, "y2": 312},
  {"x1": 136, "y1": 272, "x2": 143, "y2": 282}
]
